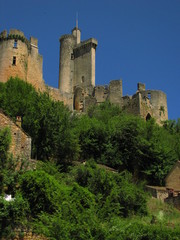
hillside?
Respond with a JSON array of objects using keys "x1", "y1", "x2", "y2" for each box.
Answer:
[{"x1": 0, "y1": 78, "x2": 180, "y2": 239}]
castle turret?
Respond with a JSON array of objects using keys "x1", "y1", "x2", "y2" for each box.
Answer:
[
  {"x1": 72, "y1": 27, "x2": 81, "y2": 44},
  {"x1": 0, "y1": 29, "x2": 29, "y2": 83},
  {"x1": 0, "y1": 29, "x2": 45, "y2": 91},
  {"x1": 58, "y1": 34, "x2": 76, "y2": 93},
  {"x1": 58, "y1": 27, "x2": 97, "y2": 94}
]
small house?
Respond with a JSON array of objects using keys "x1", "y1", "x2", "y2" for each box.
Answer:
[{"x1": 165, "y1": 161, "x2": 180, "y2": 191}]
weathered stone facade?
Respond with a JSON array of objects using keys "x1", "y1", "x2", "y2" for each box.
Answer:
[
  {"x1": 165, "y1": 161, "x2": 180, "y2": 191},
  {"x1": 0, "y1": 27, "x2": 168, "y2": 123},
  {"x1": 165, "y1": 194, "x2": 180, "y2": 210},
  {"x1": 0, "y1": 110, "x2": 31, "y2": 159},
  {"x1": 146, "y1": 186, "x2": 169, "y2": 201},
  {"x1": 0, "y1": 29, "x2": 45, "y2": 91},
  {"x1": 147, "y1": 161, "x2": 180, "y2": 210},
  {"x1": 164, "y1": 162, "x2": 180, "y2": 210}
]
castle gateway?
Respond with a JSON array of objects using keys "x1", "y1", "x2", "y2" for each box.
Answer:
[{"x1": 0, "y1": 27, "x2": 168, "y2": 124}]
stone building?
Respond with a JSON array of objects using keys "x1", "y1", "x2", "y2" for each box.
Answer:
[
  {"x1": 0, "y1": 27, "x2": 168, "y2": 124},
  {"x1": 0, "y1": 110, "x2": 31, "y2": 159},
  {"x1": 0, "y1": 29, "x2": 45, "y2": 91},
  {"x1": 164, "y1": 161, "x2": 180, "y2": 210},
  {"x1": 165, "y1": 161, "x2": 180, "y2": 191},
  {"x1": 146, "y1": 161, "x2": 180, "y2": 209}
]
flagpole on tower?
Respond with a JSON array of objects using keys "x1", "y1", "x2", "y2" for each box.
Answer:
[{"x1": 76, "y1": 12, "x2": 78, "y2": 29}]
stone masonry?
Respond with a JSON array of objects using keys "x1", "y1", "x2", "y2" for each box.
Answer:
[
  {"x1": 0, "y1": 110, "x2": 31, "y2": 159},
  {"x1": 0, "y1": 27, "x2": 168, "y2": 124},
  {"x1": 165, "y1": 161, "x2": 180, "y2": 191}
]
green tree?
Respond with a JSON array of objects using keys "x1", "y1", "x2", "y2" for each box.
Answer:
[
  {"x1": 19, "y1": 170, "x2": 67, "y2": 216},
  {"x1": 0, "y1": 193, "x2": 30, "y2": 239},
  {"x1": 0, "y1": 77, "x2": 80, "y2": 163}
]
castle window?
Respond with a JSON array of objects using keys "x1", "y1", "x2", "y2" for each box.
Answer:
[
  {"x1": 146, "y1": 113, "x2": 151, "y2": 121},
  {"x1": 148, "y1": 93, "x2": 151, "y2": 99},
  {"x1": 12, "y1": 56, "x2": 16, "y2": 65},
  {"x1": 71, "y1": 53, "x2": 74, "y2": 60},
  {"x1": 82, "y1": 76, "x2": 85, "y2": 83},
  {"x1": 14, "y1": 39, "x2": 18, "y2": 48}
]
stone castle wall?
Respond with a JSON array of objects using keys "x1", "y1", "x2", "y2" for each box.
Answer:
[
  {"x1": 140, "y1": 90, "x2": 168, "y2": 124},
  {"x1": 47, "y1": 86, "x2": 73, "y2": 110},
  {"x1": 27, "y1": 37, "x2": 45, "y2": 91},
  {"x1": 0, "y1": 28, "x2": 168, "y2": 124},
  {"x1": 0, "y1": 111, "x2": 31, "y2": 159},
  {"x1": 108, "y1": 80, "x2": 123, "y2": 106},
  {"x1": 73, "y1": 39, "x2": 97, "y2": 88}
]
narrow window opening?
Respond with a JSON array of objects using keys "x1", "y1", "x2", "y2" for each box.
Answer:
[
  {"x1": 14, "y1": 39, "x2": 18, "y2": 48},
  {"x1": 148, "y1": 93, "x2": 151, "y2": 99},
  {"x1": 146, "y1": 113, "x2": 151, "y2": 121},
  {"x1": 12, "y1": 56, "x2": 16, "y2": 65},
  {"x1": 71, "y1": 53, "x2": 74, "y2": 60},
  {"x1": 82, "y1": 76, "x2": 85, "y2": 83}
]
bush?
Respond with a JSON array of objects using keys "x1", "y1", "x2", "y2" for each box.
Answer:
[
  {"x1": 107, "y1": 217, "x2": 180, "y2": 240},
  {"x1": 0, "y1": 193, "x2": 30, "y2": 239},
  {"x1": 73, "y1": 163, "x2": 147, "y2": 218},
  {"x1": 19, "y1": 170, "x2": 67, "y2": 216}
]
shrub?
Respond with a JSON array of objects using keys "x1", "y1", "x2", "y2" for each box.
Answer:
[
  {"x1": 19, "y1": 170, "x2": 67, "y2": 216},
  {"x1": 0, "y1": 193, "x2": 30, "y2": 239}
]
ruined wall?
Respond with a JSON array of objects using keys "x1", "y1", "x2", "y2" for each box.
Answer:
[
  {"x1": 0, "y1": 111, "x2": 31, "y2": 159},
  {"x1": 121, "y1": 84, "x2": 168, "y2": 123},
  {"x1": 47, "y1": 86, "x2": 73, "y2": 110},
  {"x1": 27, "y1": 37, "x2": 45, "y2": 91},
  {"x1": 84, "y1": 95, "x2": 97, "y2": 112},
  {"x1": 139, "y1": 94, "x2": 153, "y2": 121},
  {"x1": 74, "y1": 87, "x2": 84, "y2": 112},
  {"x1": 108, "y1": 80, "x2": 123, "y2": 106},
  {"x1": 94, "y1": 85, "x2": 108, "y2": 103},
  {"x1": 140, "y1": 90, "x2": 168, "y2": 124},
  {"x1": 122, "y1": 93, "x2": 141, "y2": 116}
]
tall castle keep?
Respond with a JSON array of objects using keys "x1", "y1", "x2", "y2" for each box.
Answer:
[{"x1": 0, "y1": 27, "x2": 168, "y2": 124}]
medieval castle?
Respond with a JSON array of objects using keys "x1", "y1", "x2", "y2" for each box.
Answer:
[{"x1": 0, "y1": 27, "x2": 168, "y2": 124}]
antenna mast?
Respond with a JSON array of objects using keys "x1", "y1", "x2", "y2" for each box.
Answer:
[{"x1": 76, "y1": 12, "x2": 78, "y2": 29}]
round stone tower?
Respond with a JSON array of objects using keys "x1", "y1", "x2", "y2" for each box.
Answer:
[
  {"x1": 72, "y1": 27, "x2": 81, "y2": 44},
  {"x1": 58, "y1": 34, "x2": 76, "y2": 93},
  {"x1": 0, "y1": 29, "x2": 29, "y2": 83}
]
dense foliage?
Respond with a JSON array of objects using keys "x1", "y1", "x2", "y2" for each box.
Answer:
[
  {"x1": 0, "y1": 77, "x2": 79, "y2": 164},
  {"x1": 0, "y1": 78, "x2": 180, "y2": 239}
]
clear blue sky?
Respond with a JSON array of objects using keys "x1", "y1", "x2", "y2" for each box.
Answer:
[{"x1": 0, "y1": 0, "x2": 180, "y2": 120}]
